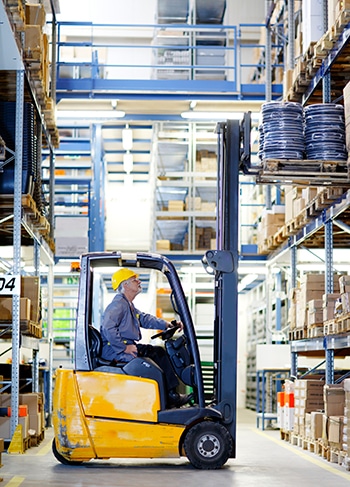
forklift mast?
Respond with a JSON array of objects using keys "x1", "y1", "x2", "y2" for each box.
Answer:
[{"x1": 204, "y1": 118, "x2": 249, "y2": 447}]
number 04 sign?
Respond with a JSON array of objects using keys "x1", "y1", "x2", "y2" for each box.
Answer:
[{"x1": 0, "y1": 275, "x2": 20, "y2": 295}]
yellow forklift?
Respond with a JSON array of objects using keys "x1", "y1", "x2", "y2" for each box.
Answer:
[{"x1": 52, "y1": 119, "x2": 248, "y2": 469}]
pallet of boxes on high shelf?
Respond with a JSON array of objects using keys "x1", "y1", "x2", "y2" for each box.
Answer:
[
  {"x1": 0, "y1": 275, "x2": 41, "y2": 339},
  {"x1": 23, "y1": 3, "x2": 60, "y2": 148},
  {"x1": 288, "y1": 272, "x2": 341, "y2": 341},
  {"x1": 324, "y1": 275, "x2": 350, "y2": 336}
]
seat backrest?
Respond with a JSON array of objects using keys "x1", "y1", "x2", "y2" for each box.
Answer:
[{"x1": 88, "y1": 325, "x2": 103, "y2": 369}]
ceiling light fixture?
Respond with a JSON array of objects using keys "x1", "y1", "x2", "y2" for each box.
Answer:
[
  {"x1": 181, "y1": 111, "x2": 260, "y2": 121},
  {"x1": 122, "y1": 125, "x2": 133, "y2": 150},
  {"x1": 123, "y1": 151, "x2": 133, "y2": 174},
  {"x1": 57, "y1": 110, "x2": 125, "y2": 119}
]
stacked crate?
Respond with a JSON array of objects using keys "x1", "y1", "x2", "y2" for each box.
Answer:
[
  {"x1": 289, "y1": 273, "x2": 340, "y2": 340},
  {"x1": 0, "y1": 392, "x2": 45, "y2": 448},
  {"x1": 195, "y1": 150, "x2": 217, "y2": 175},
  {"x1": 257, "y1": 207, "x2": 285, "y2": 253},
  {"x1": 0, "y1": 276, "x2": 41, "y2": 338},
  {"x1": 343, "y1": 379, "x2": 350, "y2": 456},
  {"x1": 293, "y1": 379, "x2": 324, "y2": 438},
  {"x1": 323, "y1": 385, "x2": 345, "y2": 455}
]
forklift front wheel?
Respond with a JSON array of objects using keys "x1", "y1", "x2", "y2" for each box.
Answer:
[
  {"x1": 184, "y1": 421, "x2": 233, "y2": 470},
  {"x1": 52, "y1": 438, "x2": 83, "y2": 466}
]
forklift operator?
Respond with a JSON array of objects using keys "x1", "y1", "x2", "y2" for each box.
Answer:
[{"x1": 100, "y1": 268, "x2": 191, "y2": 408}]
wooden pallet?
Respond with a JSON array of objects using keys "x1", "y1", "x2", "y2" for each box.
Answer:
[
  {"x1": 29, "y1": 428, "x2": 45, "y2": 448},
  {"x1": 316, "y1": 439, "x2": 330, "y2": 460},
  {"x1": 280, "y1": 429, "x2": 291, "y2": 442},
  {"x1": 329, "y1": 448, "x2": 347, "y2": 465},
  {"x1": 0, "y1": 194, "x2": 51, "y2": 242},
  {"x1": 334, "y1": 313, "x2": 350, "y2": 334},
  {"x1": 323, "y1": 319, "x2": 336, "y2": 336},
  {"x1": 0, "y1": 320, "x2": 42, "y2": 339},
  {"x1": 289, "y1": 327, "x2": 307, "y2": 341},
  {"x1": 307, "y1": 324, "x2": 324, "y2": 339}
]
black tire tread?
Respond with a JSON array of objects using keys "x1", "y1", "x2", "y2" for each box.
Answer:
[{"x1": 184, "y1": 421, "x2": 233, "y2": 469}]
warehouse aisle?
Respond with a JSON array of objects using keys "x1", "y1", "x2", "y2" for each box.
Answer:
[{"x1": 1, "y1": 409, "x2": 350, "y2": 487}]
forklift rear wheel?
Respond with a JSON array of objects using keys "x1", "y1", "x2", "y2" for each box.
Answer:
[
  {"x1": 184, "y1": 421, "x2": 233, "y2": 469},
  {"x1": 52, "y1": 438, "x2": 83, "y2": 466}
]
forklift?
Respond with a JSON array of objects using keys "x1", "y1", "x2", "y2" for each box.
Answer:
[{"x1": 52, "y1": 117, "x2": 250, "y2": 469}]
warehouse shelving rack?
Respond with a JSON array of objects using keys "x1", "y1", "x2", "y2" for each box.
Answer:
[
  {"x1": 251, "y1": 0, "x2": 350, "y2": 392},
  {"x1": 0, "y1": 1, "x2": 61, "y2": 437}
]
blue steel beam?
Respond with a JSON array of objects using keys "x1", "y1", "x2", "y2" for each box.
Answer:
[{"x1": 89, "y1": 124, "x2": 105, "y2": 251}]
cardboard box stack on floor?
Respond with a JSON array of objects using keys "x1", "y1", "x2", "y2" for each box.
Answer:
[
  {"x1": 343, "y1": 380, "x2": 350, "y2": 454},
  {"x1": 0, "y1": 393, "x2": 45, "y2": 442},
  {"x1": 293, "y1": 379, "x2": 324, "y2": 438},
  {"x1": 322, "y1": 384, "x2": 345, "y2": 452}
]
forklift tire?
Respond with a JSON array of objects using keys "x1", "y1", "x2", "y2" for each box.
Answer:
[
  {"x1": 52, "y1": 438, "x2": 83, "y2": 466},
  {"x1": 184, "y1": 421, "x2": 233, "y2": 470}
]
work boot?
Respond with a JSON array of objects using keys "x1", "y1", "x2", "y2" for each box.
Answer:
[{"x1": 168, "y1": 390, "x2": 192, "y2": 408}]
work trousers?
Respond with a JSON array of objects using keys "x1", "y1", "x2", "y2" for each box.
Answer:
[{"x1": 136, "y1": 344, "x2": 178, "y2": 392}]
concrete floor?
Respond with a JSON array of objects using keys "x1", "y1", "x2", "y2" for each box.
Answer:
[{"x1": 1, "y1": 409, "x2": 350, "y2": 487}]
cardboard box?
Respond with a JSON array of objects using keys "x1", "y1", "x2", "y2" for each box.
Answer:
[
  {"x1": 311, "y1": 411, "x2": 323, "y2": 440},
  {"x1": 28, "y1": 412, "x2": 42, "y2": 435},
  {"x1": 19, "y1": 393, "x2": 40, "y2": 415},
  {"x1": 324, "y1": 385, "x2": 345, "y2": 416},
  {"x1": 168, "y1": 200, "x2": 184, "y2": 211},
  {"x1": 24, "y1": 25, "x2": 43, "y2": 53},
  {"x1": 341, "y1": 292, "x2": 350, "y2": 313},
  {"x1": 0, "y1": 297, "x2": 31, "y2": 321},
  {"x1": 156, "y1": 240, "x2": 171, "y2": 251},
  {"x1": 0, "y1": 416, "x2": 28, "y2": 440},
  {"x1": 339, "y1": 275, "x2": 350, "y2": 294},
  {"x1": 25, "y1": 3, "x2": 46, "y2": 26},
  {"x1": 328, "y1": 416, "x2": 343, "y2": 446},
  {"x1": 21, "y1": 276, "x2": 40, "y2": 323}
]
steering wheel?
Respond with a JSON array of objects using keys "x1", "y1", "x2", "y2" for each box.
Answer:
[{"x1": 151, "y1": 322, "x2": 181, "y2": 341}]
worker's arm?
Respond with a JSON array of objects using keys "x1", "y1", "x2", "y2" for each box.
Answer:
[{"x1": 137, "y1": 309, "x2": 183, "y2": 332}]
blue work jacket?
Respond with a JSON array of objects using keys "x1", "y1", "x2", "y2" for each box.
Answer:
[{"x1": 100, "y1": 293, "x2": 168, "y2": 362}]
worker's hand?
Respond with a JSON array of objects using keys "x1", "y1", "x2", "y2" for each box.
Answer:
[
  {"x1": 167, "y1": 320, "x2": 184, "y2": 332},
  {"x1": 125, "y1": 344, "x2": 137, "y2": 357}
]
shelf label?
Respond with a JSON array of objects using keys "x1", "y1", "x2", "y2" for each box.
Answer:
[{"x1": 0, "y1": 275, "x2": 20, "y2": 295}]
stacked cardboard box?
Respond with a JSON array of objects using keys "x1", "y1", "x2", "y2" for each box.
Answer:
[
  {"x1": 25, "y1": 3, "x2": 46, "y2": 26},
  {"x1": 195, "y1": 150, "x2": 217, "y2": 174},
  {"x1": 323, "y1": 293, "x2": 340, "y2": 322},
  {"x1": 156, "y1": 240, "x2": 171, "y2": 251},
  {"x1": 322, "y1": 384, "x2": 345, "y2": 450},
  {"x1": 328, "y1": 416, "x2": 344, "y2": 451},
  {"x1": 257, "y1": 206, "x2": 285, "y2": 252},
  {"x1": 21, "y1": 276, "x2": 41, "y2": 323},
  {"x1": 343, "y1": 379, "x2": 350, "y2": 454},
  {"x1": 282, "y1": 380, "x2": 295, "y2": 432},
  {"x1": 185, "y1": 196, "x2": 202, "y2": 211},
  {"x1": 295, "y1": 273, "x2": 340, "y2": 332},
  {"x1": 307, "y1": 299, "x2": 323, "y2": 326},
  {"x1": 339, "y1": 275, "x2": 350, "y2": 314},
  {"x1": 344, "y1": 79, "x2": 350, "y2": 153},
  {"x1": 293, "y1": 379, "x2": 324, "y2": 437},
  {"x1": 0, "y1": 297, "x2": 31, "y2": 321},
  {"x1": 168, "y1": 200, "x2": 184, "y2": 212}
]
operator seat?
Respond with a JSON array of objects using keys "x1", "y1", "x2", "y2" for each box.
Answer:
[{"x1": 88, "y1": 325, "x2": 120, "y2": 369}]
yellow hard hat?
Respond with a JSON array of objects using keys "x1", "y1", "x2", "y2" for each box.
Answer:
[{"x1": 111, "y1": 268, "x2": 138, "y2": 291}]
